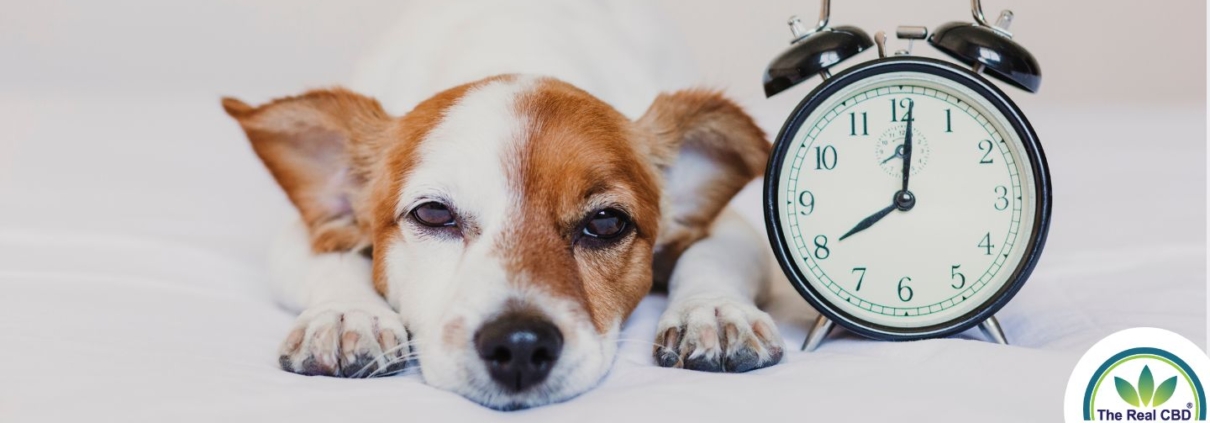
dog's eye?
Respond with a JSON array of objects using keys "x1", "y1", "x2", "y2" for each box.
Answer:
[
  {"x1": 583, "y1": 208, "x2": 629, "y2": 239},
  {"x1": 411, "y1": 202, "x2": 456, "y2": 227}
]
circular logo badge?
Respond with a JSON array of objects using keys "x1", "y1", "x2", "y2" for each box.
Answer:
[
  {"x1": 874, "y1": 124, "x2": 929, "y2": 177},
  {"x1": 1065, "y1": 328, "x2": 1210, "y2": 422}
]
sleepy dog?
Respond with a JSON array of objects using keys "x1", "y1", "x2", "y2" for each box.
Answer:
[{"x1": 221, "y1": 0, "x2": 785, "y2": 410}]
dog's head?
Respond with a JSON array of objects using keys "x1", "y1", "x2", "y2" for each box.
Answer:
[{"x1": 223, "y1": 75, "x2": 768, "y2": 409}]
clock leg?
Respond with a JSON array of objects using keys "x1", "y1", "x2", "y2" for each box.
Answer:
[
  {"x1": 978, "y1": 315, "x2": 1009, "y2": 345},
  {"x1": 801, "y1": 315, "x2": 835, "y2": 351}
]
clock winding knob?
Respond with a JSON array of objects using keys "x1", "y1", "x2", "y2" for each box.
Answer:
[
  {"x1": 788, "y1": 16, "x2": 810, "y2": 42},
  {"x1": 994, "y1": 10, "x2": 1013, "y2": 33}
]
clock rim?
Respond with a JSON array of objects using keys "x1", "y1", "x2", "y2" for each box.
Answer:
[{"x1": 763, "y1": 56, "x2": 1053, "y2": 341}]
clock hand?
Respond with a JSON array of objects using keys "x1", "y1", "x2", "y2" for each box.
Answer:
[
  {"x1": 881, "y1": 144, "x2": 905, "y2": 164},
  {"x1": 838, "y1": 201, "x2": 897, "y2": 241},
  {"x1": 840, "y1": 103, "x2": 919, "y2": 242},
  {"x1": 901, "y1": 101, "x2": 914, "y2": 193}
]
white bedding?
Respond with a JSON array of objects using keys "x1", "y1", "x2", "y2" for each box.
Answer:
[{"x1": 0, "y1": 92, "x2": 1204, "y2": 422}]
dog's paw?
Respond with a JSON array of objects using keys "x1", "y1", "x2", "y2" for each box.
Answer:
[
  {"x1": 653, "y1": 297, "x2": 785, "y2": 373},
  {"x1": 278, "y1": 303, "x2": 410, "y2": 378}
]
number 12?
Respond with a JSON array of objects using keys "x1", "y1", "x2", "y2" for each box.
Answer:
[{"x1": 890, "y1": 98, "x2": 914, "y2": 122}]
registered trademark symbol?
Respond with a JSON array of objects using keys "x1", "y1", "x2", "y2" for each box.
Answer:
[{"x1": 1187, "y1": 402, "x2": 1193, "y2": 409}]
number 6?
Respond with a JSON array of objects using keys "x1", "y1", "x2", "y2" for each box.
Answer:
[{"x1": 897, "y1": 277, "x2": 913, "y2": 302}]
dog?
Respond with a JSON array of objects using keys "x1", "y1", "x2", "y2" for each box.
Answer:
[{"x1": 221, "y1": 0, "x2": 786, "y2": 410}]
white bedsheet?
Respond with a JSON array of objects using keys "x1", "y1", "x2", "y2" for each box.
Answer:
[{"x1": 0, "y1": 93, "x2": 1203, "y2": 422}]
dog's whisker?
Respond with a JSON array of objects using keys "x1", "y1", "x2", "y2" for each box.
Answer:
[
  {"x1": 366, "y1": 355, "x2": 424, "y2": 378},
  {"x1": 353, "y1": 353, "x2": 398, "y2": 378},
  {"x1": 375, "y1": 340, "x2": 416, "y2": 358},
  {"x1": 614, "y1": 338, "x2": 667, "y2": 350},
  {"x1": 352, "y1": 343, "x2": 423, "y2": 378},
  {"x1": 355, "y1": 357, "x2": 419, "y2": 379},
  {"x1": 353, "y1": 351, "x2": 423, "y2": 378},
  {"x1": 370, "y1": 366, "x2": 421, "y2": 378},
  {"x1": 375, "y1": 352, "x2": 422, "y2": 366}
]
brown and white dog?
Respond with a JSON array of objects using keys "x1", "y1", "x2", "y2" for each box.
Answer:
[{"x1": 221, "y1": 1, "x2": 785, "y2": 410}]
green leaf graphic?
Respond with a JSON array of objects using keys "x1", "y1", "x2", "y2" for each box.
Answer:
[
  {"x1": 1152, "y1": 377, "x2": 1178, "y2": 407},
  {"x1": 1116, "y1": 377, "x2": 1141, "y2": 407},
  {"x1": 1139, "y1": 366, "x2": 1155, "y2": 406}
]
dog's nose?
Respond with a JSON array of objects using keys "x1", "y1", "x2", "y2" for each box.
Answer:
[{"x1": 475, "y1": 313, "x2": 563, "y2": 392}]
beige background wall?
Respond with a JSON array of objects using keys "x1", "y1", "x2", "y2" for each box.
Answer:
[
  {"x1": 3, "y1": 0, "x2": 1205, "y2": 112},
  {"x1": 661, "y1": 0, "x2": 1206, "y2": 112}
]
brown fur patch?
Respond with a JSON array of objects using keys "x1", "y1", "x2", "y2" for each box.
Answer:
[
  {"x1": 224, "y1": 78, "x2": 512, "y2": 297},
  {"x1": 223, "y1": 89, "x2": 392, "y2": 253},
  {"x1": 502, "y1": 78, "x2": 660, "y2": 333},
  {"x1": 636, "y1": 89, "x2": 770, "y2": 287}
]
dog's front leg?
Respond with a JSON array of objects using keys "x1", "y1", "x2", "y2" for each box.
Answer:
[
  {"x1": 654, "y1": 209, "x2": 786, "y2": 372},
  {"x1": 270, "y1": 222, "x2": 410, "y2": 378}
]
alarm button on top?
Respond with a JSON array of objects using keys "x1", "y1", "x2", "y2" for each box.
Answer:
[
  {"x1": 763, "y1": 25, "x2": 873, "y2": 97},
  {"x1": 928, "y1": 22, "x2": 1040, "y2": 93}
]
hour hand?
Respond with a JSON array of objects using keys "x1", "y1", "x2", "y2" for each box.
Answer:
[
  {"x1": 881, "y1": 144, "x2": 905, "y2": 164},
  {"x1": 838, "y1": 202, "x2": 897, "y2": 241}
]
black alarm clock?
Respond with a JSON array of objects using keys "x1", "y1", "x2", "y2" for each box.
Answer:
[{"x1": 761, "y1": 0, "x2": 1051, "y2": 350}]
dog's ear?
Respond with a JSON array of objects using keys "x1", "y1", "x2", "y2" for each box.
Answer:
[
  {"x1": 222, "y1": 89, "x2": 391, "y2": 253},
  {"x1": 636, "y1": 89, "x2": 770, "y2": 284}
]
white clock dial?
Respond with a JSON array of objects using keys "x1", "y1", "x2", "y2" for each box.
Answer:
[{"x1": 775, "y1": 70, "x2": 1039, "y2": 329}]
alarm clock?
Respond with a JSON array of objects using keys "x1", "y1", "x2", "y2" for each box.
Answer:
[{"x1": 761, "y1": 0, "x2": 1051, "y2": 350}]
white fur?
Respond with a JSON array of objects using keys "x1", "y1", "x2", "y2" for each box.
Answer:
[
  {"x1": 267, "y1": 220, "x2": 381, "y2": 311},
  {"x1": 269, "y1": 221, "x2": 410, "y2": 376},
  {"x1": 667, "y1": 209, "x2": 772, "y2": 302},
  {"x1": 381, "y1": 77, "x2": 618, "y2": 409},
  {"x1": 384, "y1": 77, "x2": 530, "y2": 396},
  {"x1": 349, "y1": 0, "x2": 696, "y2": 119},
  {"x1": 656, "y1": 209, "x2": 782, "y2": 364},
  {"x1": 663, "y1": 148, "x2": 723, "y2": 232}
]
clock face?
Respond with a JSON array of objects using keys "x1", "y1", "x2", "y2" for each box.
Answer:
[{"x1": 769, "y1": 61, "x2": 1046, "y2": 334}]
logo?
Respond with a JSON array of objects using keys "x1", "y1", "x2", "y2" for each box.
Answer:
[{"x1": 1065, "y1": 328, "x2": 1210, "y2": 422}]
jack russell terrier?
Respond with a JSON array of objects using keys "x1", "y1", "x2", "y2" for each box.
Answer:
[{"x1": 221, "y1": 0, "x2": 786, "y2": 410}]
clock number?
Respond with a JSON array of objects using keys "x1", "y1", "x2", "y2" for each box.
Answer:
[
  {"x1": 950, "y1": 265, "x2": 966, "y2": 289},
  {"x1": 814, "y1": 145, "x2": 837, "y2": 170},
  {"x1": 890, "y1": 98, "x2": 914, "y2": 122},
  {"x1": 849, "y1": 112, "x2": 868, "y2": 136},
  {"x1": 994, "y1": 185, "x2": 1010, "y2": 211},
  {"x1": 852, "y1": 267, "x2": 867, "y2": 291},
  {"x1": 897, "y1": 277, "x2": 913, "y2": 302},
  {"x1": 798, "y1": 191, "x2": 815, "y2": 215},
  {"x1": 813, "y1": 235, "x2": 830, "y2": 260},
  {"x1": 944, "y1": 109, "x2": 953, "y2": 133},
  {"x1": 978, "y1": 139, "x2": 995, "y2": 164},
  {"x1": 978, "y1": 232, "x2": 995, "y2": 256}
]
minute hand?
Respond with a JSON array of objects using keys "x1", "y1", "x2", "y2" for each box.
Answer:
[{"x1": 901, "y1": 102, "x2": 914, "y2": 192}]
